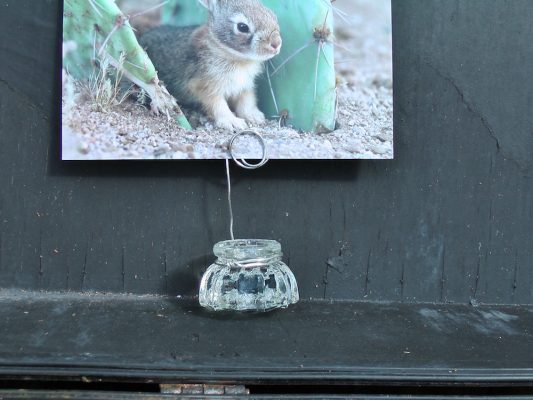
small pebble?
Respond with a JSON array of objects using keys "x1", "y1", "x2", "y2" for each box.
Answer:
[{"x1": 78, "y1": 142, "x2": 90, "y2": 155}]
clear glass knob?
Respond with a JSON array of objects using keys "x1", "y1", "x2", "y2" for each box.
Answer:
[{"x1": 199, "y1": 240, "x2": 299, "y2": 312}]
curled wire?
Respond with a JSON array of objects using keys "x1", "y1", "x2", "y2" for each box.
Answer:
[{"x1": 229, "y1": 129, "x2": 269, "y2": 170}]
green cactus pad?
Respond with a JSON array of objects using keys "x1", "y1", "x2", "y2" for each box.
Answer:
[
  {"x1": 258, "y1": 0, "x2": 337, "y2": 133},
  {"x1": 63, "y1": 0, "x2": 191, "y2": 129},
  {"x1": 64, "y1": 0, "x2": 158, "y2": 81}
]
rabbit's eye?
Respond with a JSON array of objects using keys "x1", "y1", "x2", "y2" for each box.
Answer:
[{"x1": 237, "y1": 23, "x2": 250, "y2": 33}]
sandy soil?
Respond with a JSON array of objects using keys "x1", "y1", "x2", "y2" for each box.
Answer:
[{"x1": 62, "y1": 0, "x2": 393, "y2": 160}]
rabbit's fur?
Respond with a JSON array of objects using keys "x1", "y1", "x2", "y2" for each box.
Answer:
[{"x1": 140, "y1": 0, "x2": 282, "y2": 130}]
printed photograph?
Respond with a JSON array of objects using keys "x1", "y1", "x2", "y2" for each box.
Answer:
[{"x1": 62, "y1": 0, "x2": 393, "y2": 160}]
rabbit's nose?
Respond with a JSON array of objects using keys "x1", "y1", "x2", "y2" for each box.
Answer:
[{"x1": 270, "y1": 33, "x2": 282, "y2": 51}]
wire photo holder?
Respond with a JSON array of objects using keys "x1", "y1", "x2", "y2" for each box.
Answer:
[{"x1": 198, "y1": 131, "x2": 299, "y2": 312}]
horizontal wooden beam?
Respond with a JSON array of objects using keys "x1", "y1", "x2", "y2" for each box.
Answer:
[{"x1": 0, "y1": 291, "x2": 532, "y2": 384}]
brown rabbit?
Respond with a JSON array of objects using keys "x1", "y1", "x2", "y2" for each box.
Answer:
[{"x1": 140, "y1": 0, "x2": 282, "y2": 130}]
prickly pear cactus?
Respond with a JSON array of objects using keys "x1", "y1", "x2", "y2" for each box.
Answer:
[
  {"x1": 63, "y1": 0, "x2": 191, "y2": 129},
  {"x1": 258, "y1": 0, "x2": 337, "y2": 133},
  {"x1": 161, "y1": 0, "x2": 208, "y2": 26}
]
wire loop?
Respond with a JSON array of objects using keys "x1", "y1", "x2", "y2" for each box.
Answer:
[{"x1": 228, "y1": 130, "x2": 269, "y2": 170}]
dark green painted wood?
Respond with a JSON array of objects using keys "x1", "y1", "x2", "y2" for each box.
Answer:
[
  {"x1": 0, "y1": 292, "x2": 532, "y2": 383},
  {"x1": 0, "y1": 1, "x2": 532, "y2": 303}
]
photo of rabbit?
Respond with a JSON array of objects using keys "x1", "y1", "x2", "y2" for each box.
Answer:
[
  {"x1": 140, "y1": 0, "x2": 282, "y2": 130},
  {"x1": 62, "y1": 0, "x2": 393, "y2": 160}
]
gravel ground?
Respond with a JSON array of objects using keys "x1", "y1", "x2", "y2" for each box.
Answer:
[{"x1": 62, "y1": 0, "x2": 393, "y2": 160}]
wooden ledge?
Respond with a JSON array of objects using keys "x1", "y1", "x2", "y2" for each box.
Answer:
[{"x1": 0, "y1": 291, "x2": 532, "y2": 384}]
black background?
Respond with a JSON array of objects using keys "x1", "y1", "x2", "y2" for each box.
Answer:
[{"x1": 0, "y1": 0, "x2": 532, "y2": 305}]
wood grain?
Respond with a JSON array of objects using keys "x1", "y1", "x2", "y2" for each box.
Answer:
[{"x1": 0, "y1": 0, "x2": 531, "y2": 303}]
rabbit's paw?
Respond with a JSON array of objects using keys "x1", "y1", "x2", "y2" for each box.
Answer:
[
  {"x1": 216, "y1": 115, "x2": 248, "y2": 131},
  {"x1": 238, "y1": 107, "x2": 266, "y2": 125}
]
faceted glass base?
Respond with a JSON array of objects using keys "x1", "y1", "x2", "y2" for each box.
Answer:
[{"x1": 199, "y1": 240, "x2": 299, "y2": 312}]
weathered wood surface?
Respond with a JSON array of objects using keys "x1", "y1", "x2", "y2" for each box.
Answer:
[
  {"x1": 0, "y1": 0, "x2": 532, "y2": 303},
  {"x1": 0, "y1": 292, "x2": 532, "y2": 384}
]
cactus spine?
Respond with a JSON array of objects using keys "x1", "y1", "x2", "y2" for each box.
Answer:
[{"x1": 63, "y1": 0, "x2": 191, "y2": 129}]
